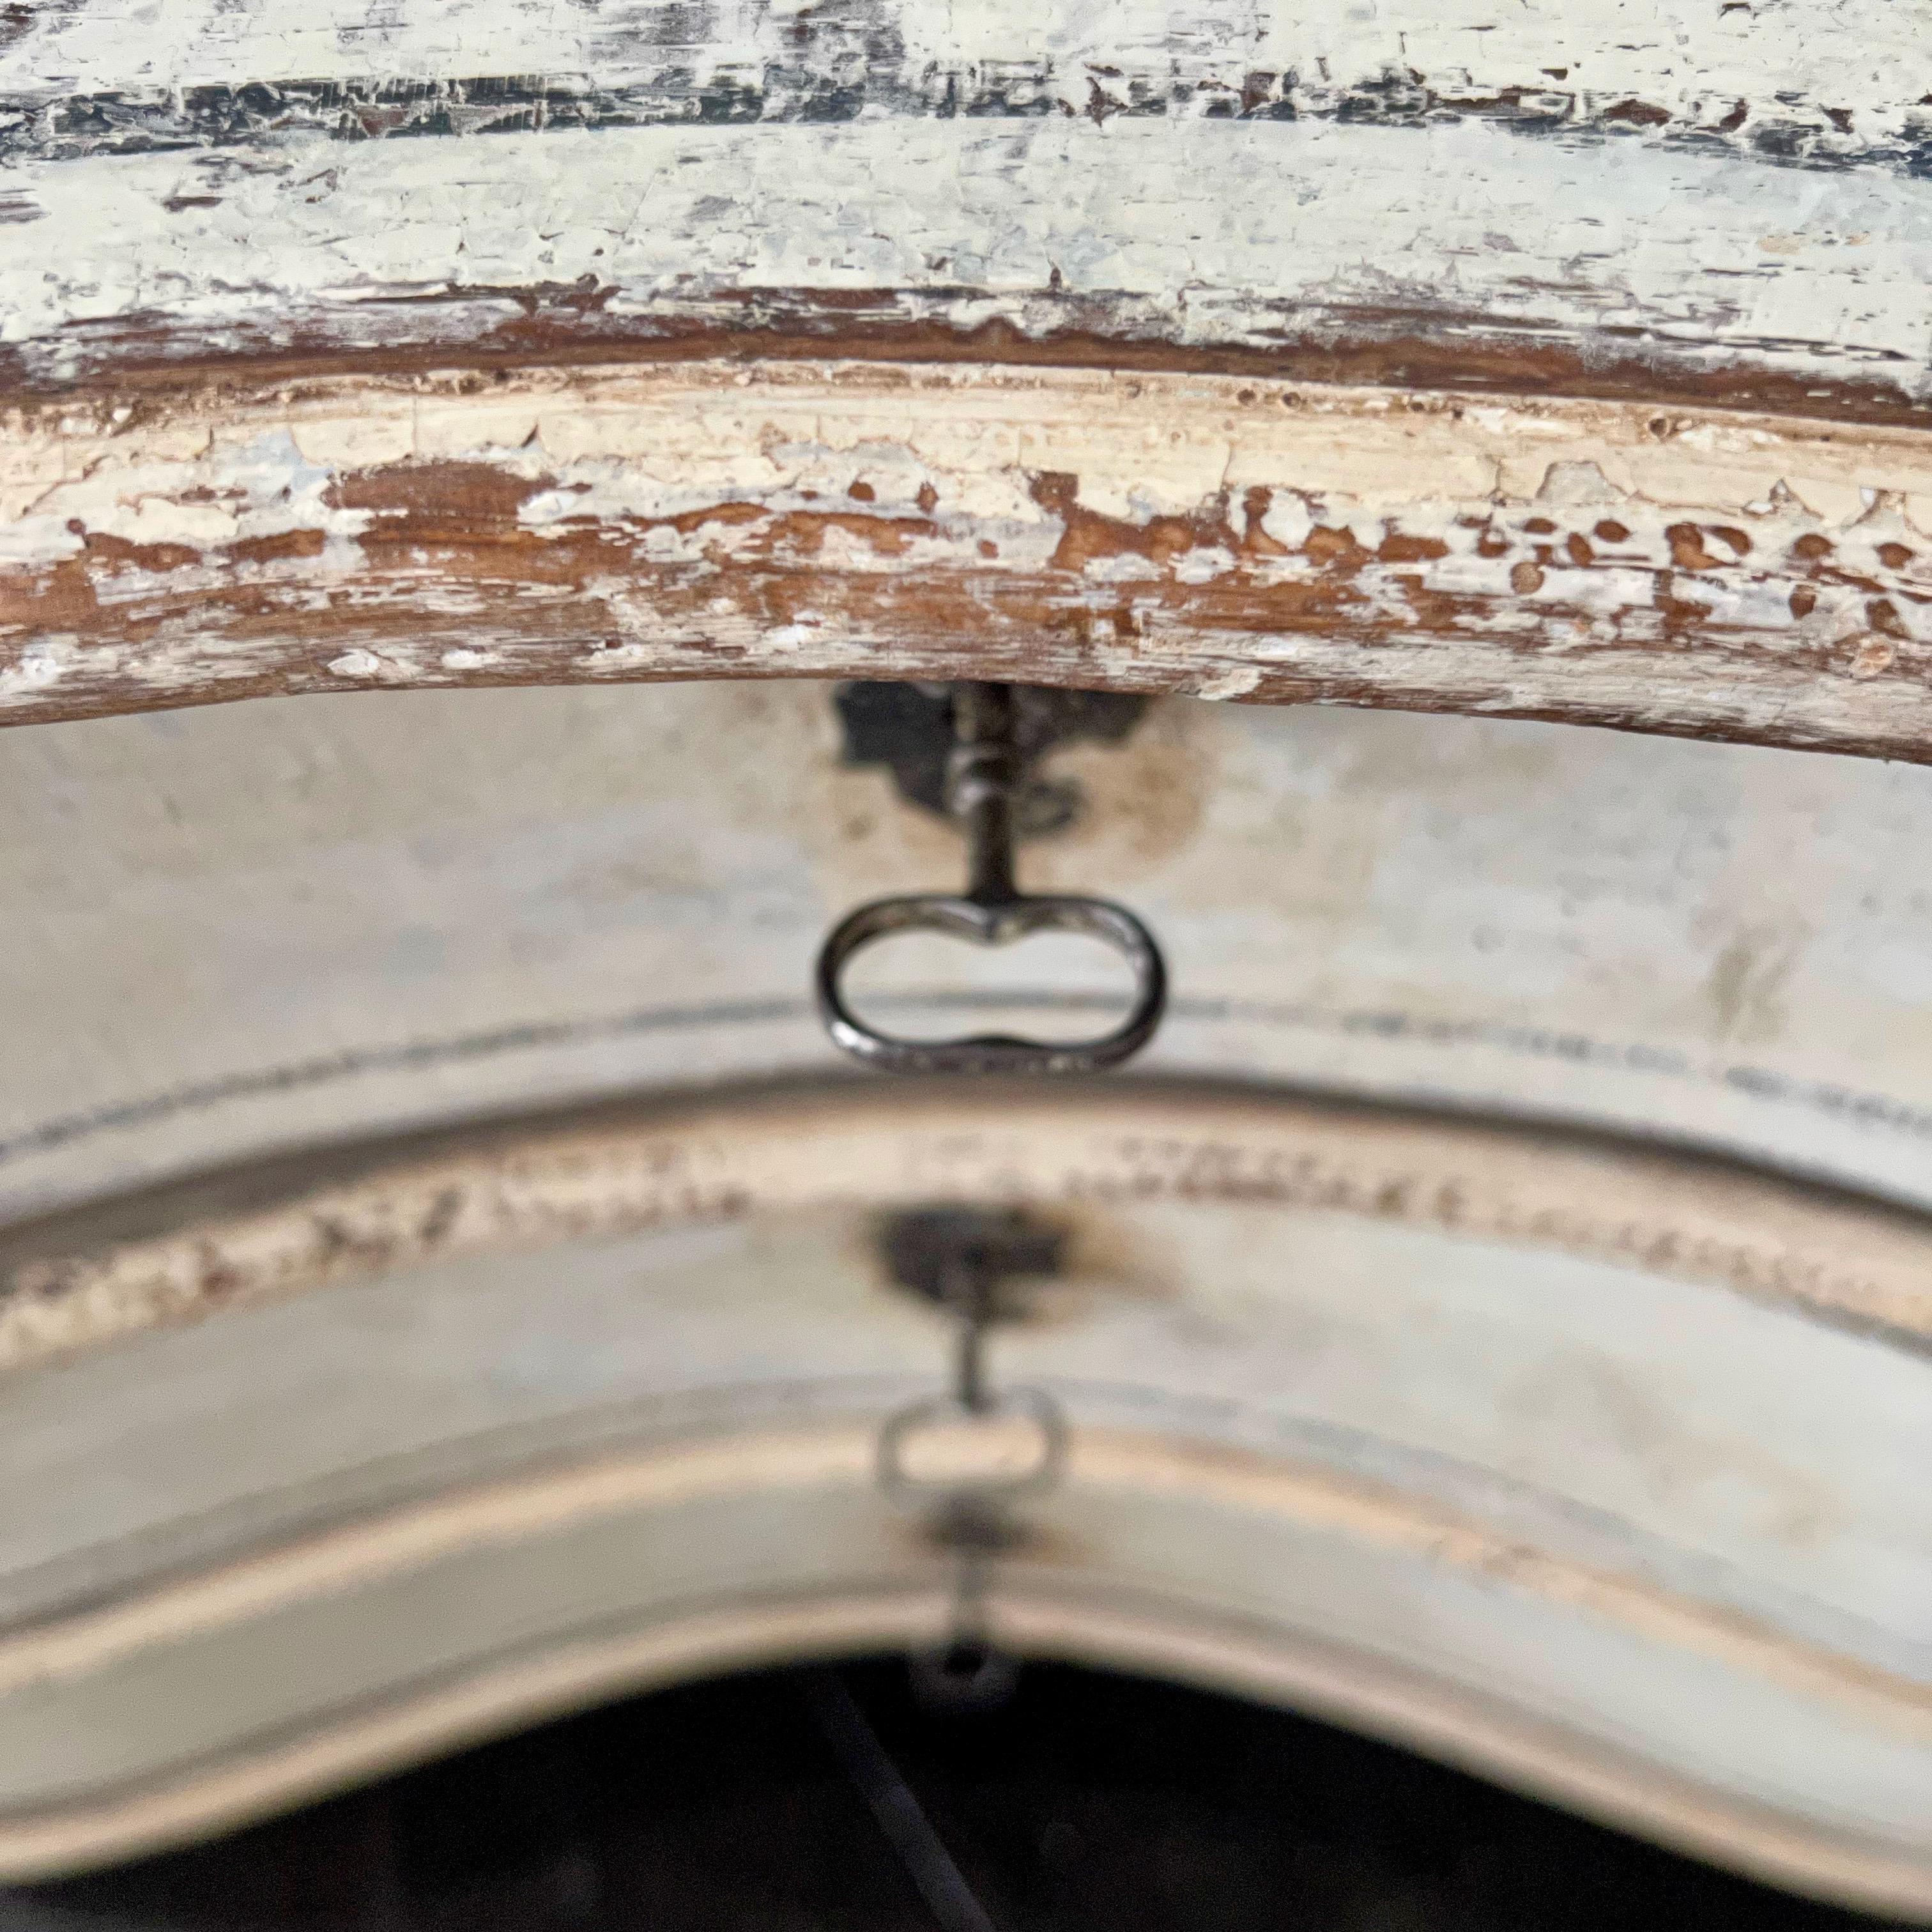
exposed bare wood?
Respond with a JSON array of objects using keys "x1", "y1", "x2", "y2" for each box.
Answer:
[
  {"x1": 5, "y1": 360, "x2": 1932, "y2": 755},
  {"x1": 7, "y1": 0, "x2": 1929, "y2": 747}
]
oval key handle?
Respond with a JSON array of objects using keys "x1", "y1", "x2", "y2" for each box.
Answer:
[{"x1": 815, "y1": 889, "x2": 1167, "y2": 1075}]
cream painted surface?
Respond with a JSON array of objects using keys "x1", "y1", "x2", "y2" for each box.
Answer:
[
  {"x1": 3, "y1": 0, "x2": 1929, "y2": 1901},
  {"x1": 3, "y1": 1584, "x2": 1926, "y2": 1912},
  {"x1": 0, "y1": 1199, "x2": 1924, "y2": 1904},
  {"x1": 6, "y1": 685, "x2": 1932, "y2": 1222},
  {"x1": 0, "y1": 680, "x2": 1926, "y2": 1905},
  {"x1": 8, "y1": 1077, "x2": 1929, "y2": 1373},
  {"x1": 6, "y1": 1200, "x2": 1924, "y2": 1663}
]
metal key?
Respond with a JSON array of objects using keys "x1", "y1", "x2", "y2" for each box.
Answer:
[{"x1": 815, "y1": 683, "x2": 1167, "y2": 1074}]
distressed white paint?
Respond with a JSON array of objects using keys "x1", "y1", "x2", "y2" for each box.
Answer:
[
  {"x1": 10, "y1": 1142, "x2": 1928, "y2": 1644},
  {"x1": 10, "y1": 1078, "x2": 1932, "y2": 1371},
  {"x1": 5, "y1": 117, "x2": 1931, "y2": 392},
  {"x1": 1, "y1": 4, "x2": 1929, "y2": 1896},
  {"x1": 4, "y1": 0, "x2": 1926, "y2": 156}
]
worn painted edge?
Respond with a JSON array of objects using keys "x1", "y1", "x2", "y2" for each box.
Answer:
[
  {"x1": 6, "y1": 113, "x2": 1931, "y2": 403},
  {"x1": 5, "y1": 358, "x2": 1932, "y2": 758},
  {"x1": 0, "y1": 1428, "x2": 1925, "y2": 1915},
  {"x1": 3, "y1": 1076, "x2": 1928, "y2": 1381}
]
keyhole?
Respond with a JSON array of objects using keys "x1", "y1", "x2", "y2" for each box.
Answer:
[{"x1": 910, "y1": 1641, "x2": 1020, "y2": 1712}]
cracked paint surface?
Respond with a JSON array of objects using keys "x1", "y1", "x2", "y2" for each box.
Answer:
[
  {"x1": 3, "y1": 0, "x2": 1931, "y2": 751},
  {"x1": 4, "y1": 359, "x2": 1931, "y2": 755},
  {"x1": 4, "y1": 115, "x2": 1931, "y2": 397},
  {"x1": 0, "y1": 0, "x2": 1928, "y2": 401},
  {"x1": 4, "y1": 0, "x2": 1928, "y2": 172}
]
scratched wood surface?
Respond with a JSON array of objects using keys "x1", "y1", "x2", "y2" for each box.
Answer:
[{"x1": 3, "y1": 0, "x2": 1931, "y2": 746}]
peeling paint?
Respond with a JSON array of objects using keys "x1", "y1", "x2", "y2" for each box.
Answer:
[
  {"x1": 4, "y1": 112, "x2": 1932, "y2": 398},
  {"x1": 3, "y1": 0, "x2": 1927, "y2": 176},
  {"x1": 4, "y1": 358, "x2": 1932, "y2": 758}
]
